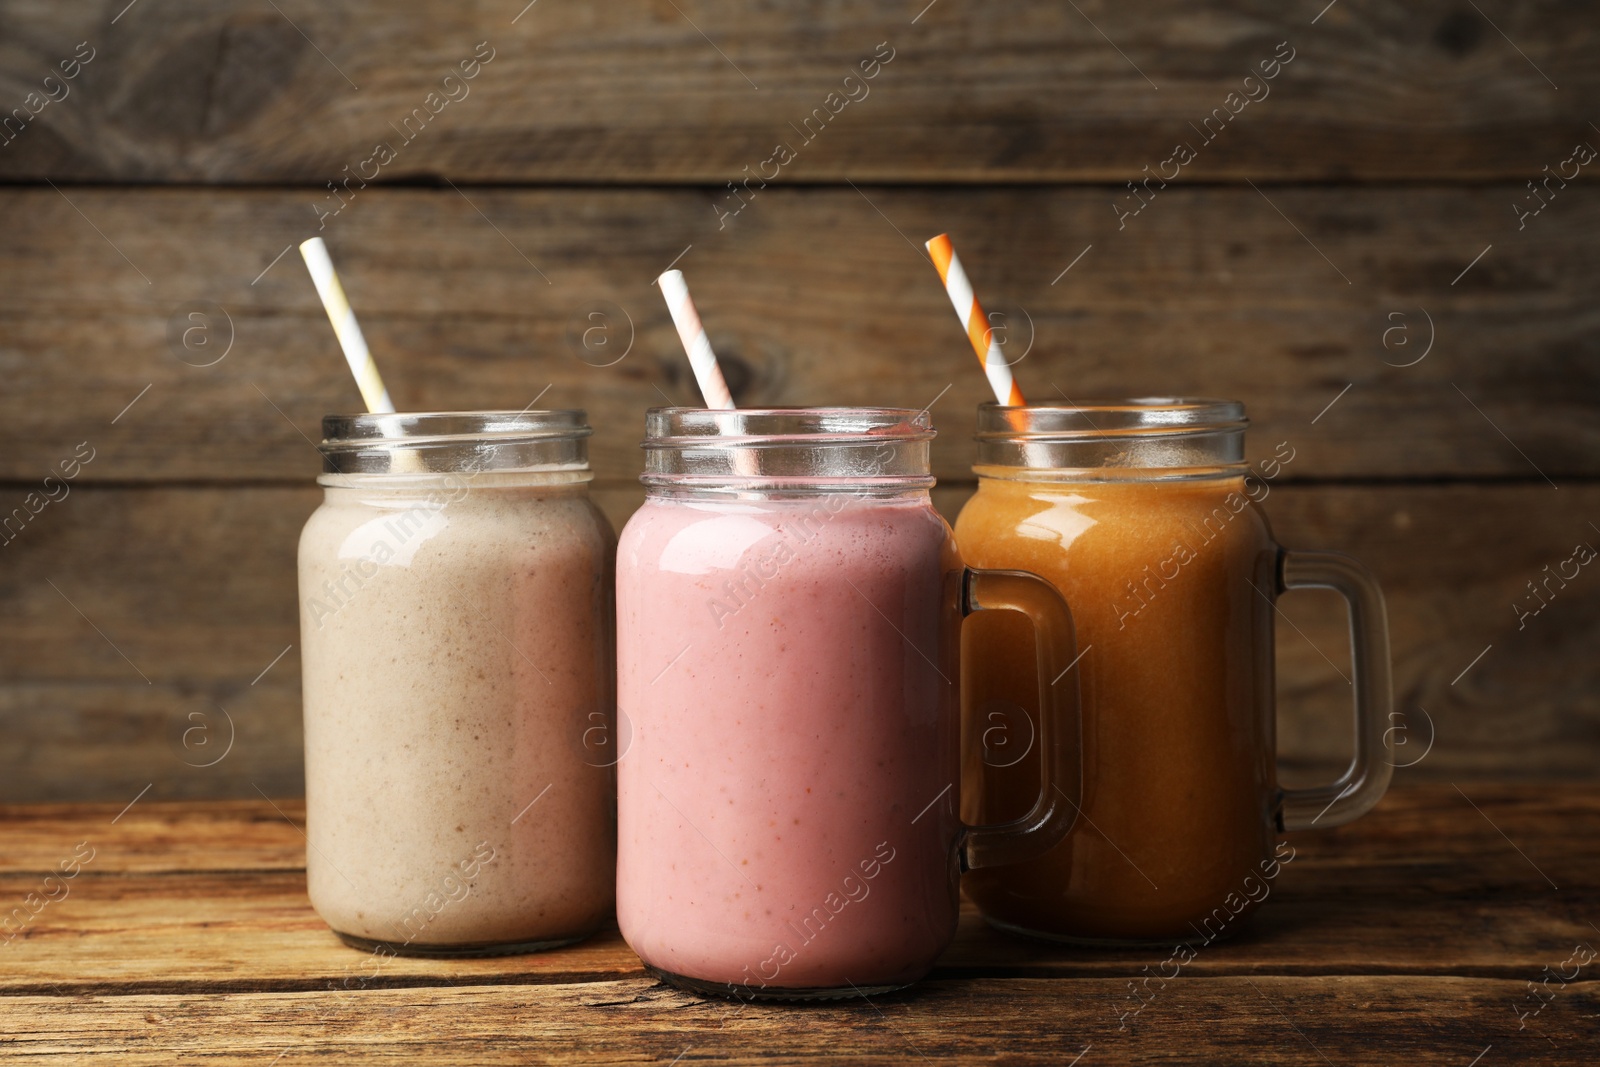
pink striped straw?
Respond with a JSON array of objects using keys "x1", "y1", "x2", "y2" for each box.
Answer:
[
  {"x1": 657, "y1": 270, "x2": 734, "y2": 409},
  {"x1": 656, "y1": 269, "x2": 757, "y2": 476}
]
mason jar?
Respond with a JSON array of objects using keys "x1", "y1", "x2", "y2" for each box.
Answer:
[
  {"x1": 615, "y1": 407, "x2": 1081, "y2": 1000},
  {"x1": 299, "y1": 410, "x2": 616, "y2": 956},
  {"x1": 957, "y1": 399, "x2": 1394, "y2": 944}
]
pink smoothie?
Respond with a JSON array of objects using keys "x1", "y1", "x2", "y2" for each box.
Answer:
[{"x1": 616, "y1": 493, "x2": 963, "y2": 994}]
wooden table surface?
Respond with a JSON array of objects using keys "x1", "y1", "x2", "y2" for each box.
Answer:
[{"x1": 1, "y1": 784, "x2": 1595, "y2": 1064}]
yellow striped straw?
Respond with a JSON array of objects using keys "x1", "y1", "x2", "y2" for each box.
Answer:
[
  {"x1": 925, "y1": 233, "x2": 1026, "y2": 407},
  {"x1": 298, "y1": 237, "x2": 395, "y2": 414}
]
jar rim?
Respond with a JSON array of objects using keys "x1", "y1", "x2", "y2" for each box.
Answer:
[
  {"x1": 976, "y1": 398, "x2": 1246, "y2": 440},
  {"x1": 322, "y1": 409, "x2": 591, "y2": 442},
  {"x1": 974, "y1": 398, "x2": 1248, "y2": 472},
  {"x1": 640, "y1": 407, "x2": 935, "y2": 490},
  {"x1": 319, "y1": 409, "x2": 591, "y2": 475},
  {"x1": 643, "y1": 406, "x2": 934, "y2": 447}
]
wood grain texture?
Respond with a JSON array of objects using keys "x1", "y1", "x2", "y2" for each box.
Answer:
[
  {"x1": 4, "y1": 976, "x2": 1589, "y2": 1066},
  {"x1": 0, "y1": 186, "x2": 1596, "y2": 484},
  {"x1": 0, "y1": 789, "x2": 1595, "y2": 1065},
  {"x1": 2, "y1": 789, "x2": 1596, "y2": 998},
  {"x1": 0, "y1": 872, "x2": 1590, "y2": 994},
  {"x1": 0, "y1": 483, "x2": 1593, "y2": 802},
  {"x1": 0, "y1": 871, "x2": 644, "y2": 995},
  {"x1": 0, "y1": 799, "x2": 304, "y2": 875},
  {"x1": 0, "y1": 1, "x2": 1592, "y2": 183},
  {"x1": 8, "y1": 785, "x2": 1591, "y2": 878}
]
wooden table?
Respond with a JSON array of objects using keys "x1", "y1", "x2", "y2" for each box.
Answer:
[{"x1": 2, "y1": 785, "x2": 1594, "y2": 1064}]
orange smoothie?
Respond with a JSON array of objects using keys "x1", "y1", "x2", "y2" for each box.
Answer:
[{"x1": 957, "y1": 471, "x2": 1279, "y2": 942}]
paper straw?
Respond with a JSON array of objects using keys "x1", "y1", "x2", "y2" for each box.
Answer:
[
  {"x1": 656, "y1": 269, "x2": 759, "y2": 477},
  {"x1": 299, "y1": 237, "x2": 395, "y2": 414},
  {"x1": 924, "y1": 234, "x2": 1026, "y2": 407},
  {"x1": 657, "y1": 269, "x2": 734, "y2": 410}
]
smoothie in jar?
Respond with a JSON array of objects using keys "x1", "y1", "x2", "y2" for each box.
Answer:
[
  {"x1": 300, "y1": 411, "x2": 617, "y2": 955},
  {"x1": 957, "y1": 399, "x2": 1393, "y2": 944},
  {"x1": 616, "y1": 491, "x2": 962, "y2": 994},
  {"x1": 959, "y1": 471, "x2": 1277, "y2": 941}
]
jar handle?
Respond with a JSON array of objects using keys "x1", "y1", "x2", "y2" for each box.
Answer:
[
  {"x1": 1275, "y1": 549, "x2": 1395, "y2": 831},
  {"x1": 958, "y1": 567, "x2": 1082, "y2": 871}
]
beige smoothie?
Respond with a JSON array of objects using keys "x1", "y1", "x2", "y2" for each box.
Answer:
[{"x1": 299, "y1": 469, "x2": 616, "y2": 953}]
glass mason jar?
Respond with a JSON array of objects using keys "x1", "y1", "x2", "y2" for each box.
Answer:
[
  {"x1": 957, "y1": 399, "x2": 1394, "y2": 944},
  {"x1": 299, "y1": 411, "x2": 617, "y2": 956},
  {"x1": 615, "y1": 408, "x2": 1082, "y2": 1000}
]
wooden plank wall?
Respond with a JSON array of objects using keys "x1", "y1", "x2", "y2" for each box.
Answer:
[{"x1": 0, "y1": 1, "x2": 1595, "y2": 800}]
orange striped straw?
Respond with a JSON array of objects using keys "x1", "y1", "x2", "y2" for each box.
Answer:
[{"x1": 925, "y1": 234, "x2": 1025, "y2": 407}]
